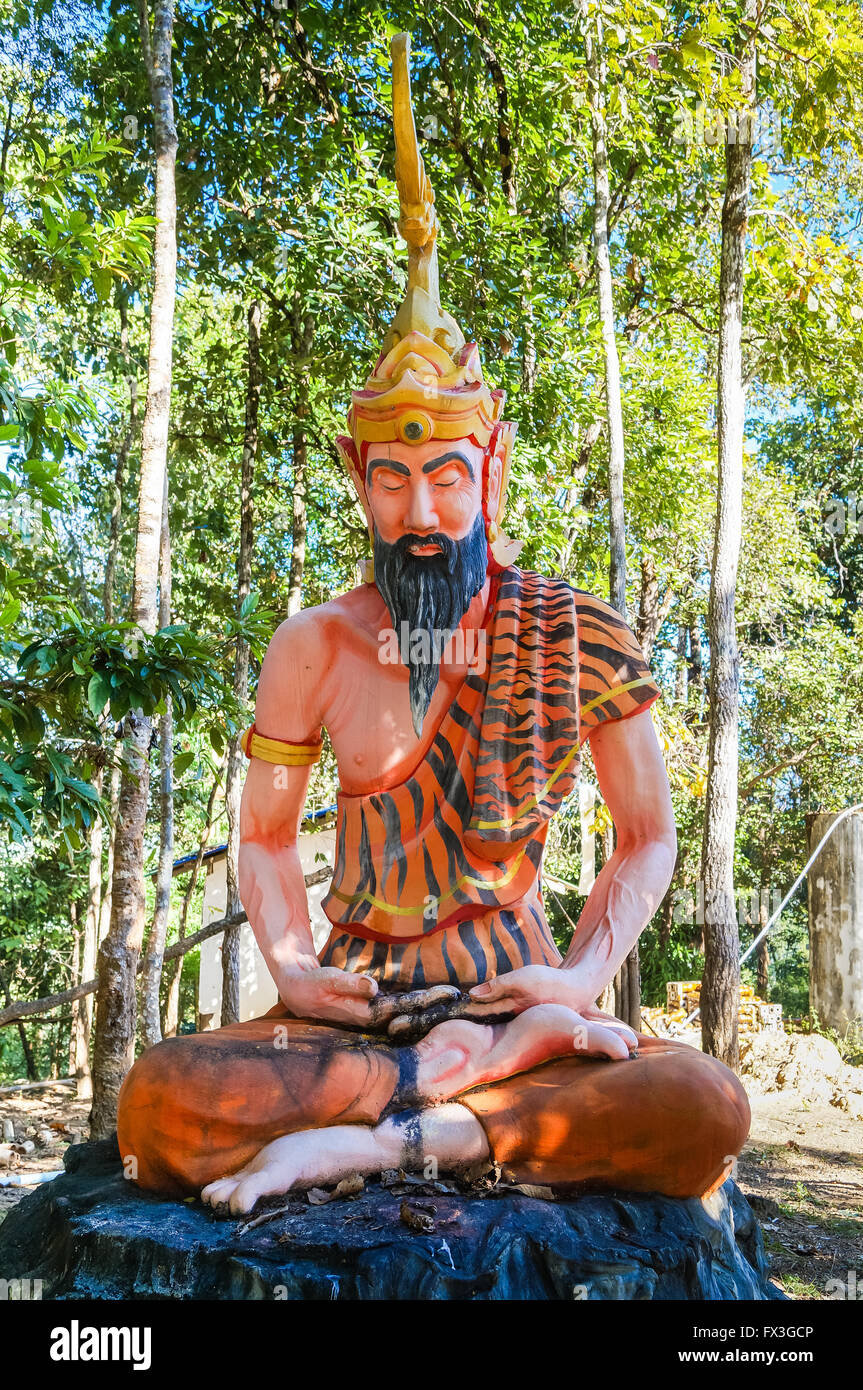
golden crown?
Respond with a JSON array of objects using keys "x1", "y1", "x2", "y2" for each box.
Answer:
[{"x1": 336, "y1": 33, "x2": 518, "y2": 563}]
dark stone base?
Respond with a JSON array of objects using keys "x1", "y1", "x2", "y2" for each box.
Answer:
[{"x1": 0, "y1": 1138, "x2": 784, "y2": 1301}]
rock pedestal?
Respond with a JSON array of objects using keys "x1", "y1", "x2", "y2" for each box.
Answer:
[{"x1": 0, "y1": 1138, "x2": 783, "y2": 1301}]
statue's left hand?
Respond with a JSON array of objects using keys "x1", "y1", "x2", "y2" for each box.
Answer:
[{"x1": 468, "y1": 964, "x2": 593, "y2": 1016}]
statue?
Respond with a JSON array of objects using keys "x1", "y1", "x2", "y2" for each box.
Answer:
[{"x1": 117, "y1": 35, "x2": 749, "y2": 1214}]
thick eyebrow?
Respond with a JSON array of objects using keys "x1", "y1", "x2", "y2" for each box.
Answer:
[
  {"x1": 366, "y1": 451, "x2": 475, "y2": 484},
  {"x1": 422, "y1": 450, "x2": 475, "y2": 480},
  {"x1": 366, "y1": 457, "x2": 411, "y2": 483}
]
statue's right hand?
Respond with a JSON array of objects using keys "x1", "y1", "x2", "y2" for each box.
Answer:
[{"x1": 279, "y1": 966, "x2": 379, "y2": 1027}]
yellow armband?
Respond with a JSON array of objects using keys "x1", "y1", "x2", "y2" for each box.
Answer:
[{"x1": 240, "y1": 724, "x2": 322, "y2": 766}]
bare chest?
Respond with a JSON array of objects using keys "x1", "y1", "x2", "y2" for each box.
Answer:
[{"x1": 320, "y1": 639, "x2": 476, "y2": 796}]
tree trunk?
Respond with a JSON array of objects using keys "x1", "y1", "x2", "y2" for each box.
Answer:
[
  {"x1": 658, "y1": 856, "x2": 680, "y2": 951},
  {"x1": 592, "y1": 822, "x2": 615, "y2": 1015},
  {"x1": 555, "y1": 420, "x2": 601, "y2": 576},
  {"x1": 471, "y1": 7, "x2": 536, "y2": 396},
  {"x1": 103, "y1": 293, "x2": 138, "y2": 624},
  {"x1": 756, "y1": 928, "x2": 769, "y2": 1000},
  {"x1": 86, "y1": 296, "x2": 135, "y2": 1081},
  {"x1": 675, "y1": 625, "x2": 688, "y2": 704},
  {"x1": 140, "y1": 475, "x2": 174, "y2": 1048},
  {"x1": 98, "y1": 762, "x2": 121, "y2": 946},
  {"x1": 74, "y1": 773, "x2": 103, "y2": 1098},
  {"x1": 163, "y1": 764, "x2": 223, "y2": 1036},
  {"x1": 582, "y1": 4, "x2": 626, "y2": 619},
  {"x1": 0, "y1": 955, "x2": 37, "y2": 1079},
  {"x1": 756, "y1": 825, "x2": 771, "y2": 999},
  {"x1": 286, "y1": 426, "x2": 306, "y2": 618},
  {"x1": 286, "y1": 298, "x2": 312, "y2": 617},
  {"x1": 90, "y1": 0, "x2": 178, "y2": 1138},
  {"x1": 68, "y1": 909, "x2": 81, "y2": 1075},
  {"x1": 688, "y1": 620, "x2": 704, "y2": 697},
  {"x1": 636, "y1": 554, "x2": 674, "y2": 665},
  {"x1": 700, "y1": 7, "x2": 756, "y2": 1071},
  {"x1": 221, "y1": 299, "x2": 261, "y2": 1025},
  {"x1": 582, "y1": 5, "x2": 639, "y2": 1030}
]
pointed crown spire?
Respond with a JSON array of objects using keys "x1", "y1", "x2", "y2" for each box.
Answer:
[{"x1": 336, "y1": 33, "x2": 518, "y2": 562}]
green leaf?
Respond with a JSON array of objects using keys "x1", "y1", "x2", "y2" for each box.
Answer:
[
  {"x1": 64, "y1": 777, "x2": 101, "y2": 804},
  {"x1": 92, "y1": 266, "x2": 112, "y2": 301},
  {"x1": 0, "y1": 596, "x2": 21, "y2": 627},
  {"x1": 173, "y1": 750, "x2": 196, "y2": 778},
  {"x1": 87, "y1": 672, "x2": 111, "y2": 717}
]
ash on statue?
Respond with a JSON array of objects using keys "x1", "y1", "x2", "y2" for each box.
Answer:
[{"x1": 117, "y1": 34, "x2": 749, "y2": 1214}]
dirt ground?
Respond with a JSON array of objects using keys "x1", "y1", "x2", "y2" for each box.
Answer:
[
  {"x1": 737, "y1": 1090, "x2": 863, "y2": 1300},
  {"x1": 1, "y1": 1081, "x2": 861, "y2": 1300},
  {"x1": 0, "y1": 1084, "x2": 91, "y2": 1218}
]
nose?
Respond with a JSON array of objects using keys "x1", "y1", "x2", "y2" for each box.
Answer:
[{"x1": 403, "y1": 478, "x2": 438, "y2": 534}]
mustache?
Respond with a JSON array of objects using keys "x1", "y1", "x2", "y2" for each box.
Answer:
[{"x1": 383, "y1": 532, "x2": 461, "y2": 569}]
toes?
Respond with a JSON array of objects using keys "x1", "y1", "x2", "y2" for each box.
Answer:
[
  {"x1": 580, "y1": 1022, "x2": 631, "y2": 1061},
  {"x1": 228, "y1": 1179, "x2": 259, "y2": 1215},
  {"x1": 585, "y1": 1010, "x2": 639, "y2": 1048},
  {"x1": 201, "y1": 1177, "x2": 239, "y2": 1207},
  {"x1": 228, "y1": 1171, "x2": 276, "y2": 1216}
]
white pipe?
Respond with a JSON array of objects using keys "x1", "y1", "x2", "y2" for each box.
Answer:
[{"x1": 0, "y1": 1169, "x2": 64, "y2": 1186}]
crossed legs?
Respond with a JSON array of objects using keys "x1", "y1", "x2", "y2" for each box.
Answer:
[
  {"x1": 119, "y1": 1002, "x2": 749, "y2": 1210},
  {"x1": 200, "y1": 1003, "x2": 633, "y2": 1214}
]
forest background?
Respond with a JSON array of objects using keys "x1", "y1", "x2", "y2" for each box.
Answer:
[{"x1": 1, "y1": 0, "x2": 862, "y2": 1096}]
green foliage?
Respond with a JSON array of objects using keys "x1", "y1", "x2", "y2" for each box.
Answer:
[{"x1": 1, "y1": 0, "x2": 862, "y2": 1079}]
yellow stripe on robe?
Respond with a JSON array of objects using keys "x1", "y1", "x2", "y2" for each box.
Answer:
[{"x1": 240, "y1": 726, "x2": 322, "y2": 766}]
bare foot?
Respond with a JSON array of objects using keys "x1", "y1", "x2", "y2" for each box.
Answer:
[
  {"x1": 200, "y1": 1103, "x2": 488, "y2": 1216},
  {"x1": 414, "y1": 1002, "x2": 637, "y2": 1102},
  {"x1": 200, "y1": 1124, "x2": 394, "y2": 1216}
]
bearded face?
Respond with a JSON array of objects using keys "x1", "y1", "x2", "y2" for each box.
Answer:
[{"x1": 374, "y1": 510, "x2": 488, "y2": 737}]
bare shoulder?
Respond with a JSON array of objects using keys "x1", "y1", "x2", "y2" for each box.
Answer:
[
  {"x1": 255, "y1": 585, "x2": 384, "y2": 738},
  {"x1": 264, "y1": 585, "x2": 382, "y2": 658},
  {"x1": 324, "y1": 582, "x2": 388, "y2": 630}
]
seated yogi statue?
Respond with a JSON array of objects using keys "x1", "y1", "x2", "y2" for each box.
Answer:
[{"x1": 118, "y1": 35, "x2": 749, "y2": 1215}]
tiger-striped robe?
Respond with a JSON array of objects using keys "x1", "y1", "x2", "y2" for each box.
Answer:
[
  {"x1": 117, "y1": 570, "x2": 750, "y2": 1200},
  {"x1": 318, "y1": 568, "x2": 657, "y2": 988}
]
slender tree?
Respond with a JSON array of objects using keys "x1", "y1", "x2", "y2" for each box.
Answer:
[
  {"x1": 90, "y1": 0, "x2": 178, "y2": 1137},
  {"x1": 140, "y1": 474, "x2": 174, "y2": 1047},
  {"x1": 74, "y1": 297, "x2": 139, "y2": 1097},
  {"x1": 581, "y1": 2, "x2": 640, "y2": 1030},
  {"x1": 163, "y1": 765, "x2": 223, "y2": 1036},
  {"x1": 581, "y1": 1, "x2": 627, "y2": 618},
  {"x1": 286, "y1": 297, "x2": 312, "y2": 617},
  {"x1": 221, "y1": 299, "x2": 261, "y2": 1024},
  {"x1": 99, "y1": 302, "x2": 138, "y2": 948},
  {"x1": 700, "y1": 3, "x2": 758, "y2": 1070},
  {"x1": 0, "y1": 954, "x2": 36, "y2": 1080}
]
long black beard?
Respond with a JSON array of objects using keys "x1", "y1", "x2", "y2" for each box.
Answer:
[{"x1": 374, "y1": 512, "x2": 489, "y2": 738}]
